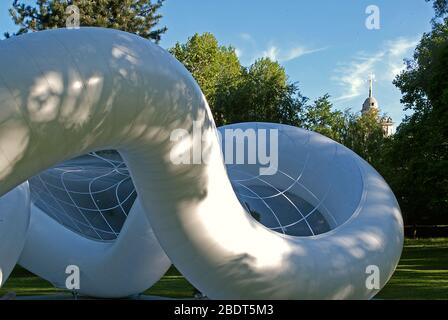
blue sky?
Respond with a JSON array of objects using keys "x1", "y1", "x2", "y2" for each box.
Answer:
[{"x1": 0, "y1": 1, "x2": 436, "y2": 124}]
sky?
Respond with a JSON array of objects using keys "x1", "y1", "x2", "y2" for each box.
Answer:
[{"x1": 0, "y1": 0, "x2": 436, "y2": 124}]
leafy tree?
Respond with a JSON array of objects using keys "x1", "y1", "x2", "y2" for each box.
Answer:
[
  {"x1": 219, "y1": 58, "x2": 305, "y2": 126},
  {"x1": 298, "y1": 95, "x2": 387, "y2": 168},
  {"x1": 171, "y1": 34, "x2": 305, "y2": 127},
  {"x1": 426, "y1": 0, "x2": 448, "y2": 19},
  {"x1": 298, "y1": 94, "x2": 388, "y2": 171},
  {"x1": 300, "y1": 94, "x2": 347, "y2": 142},
  {"x1": 343, "y1": 109, "x2": 387, "y2": 167},
  {"x1": 170, "y1": 32, "x2": 242, "y2": 124},
  {"x1": 381, "y1": 2, "x2": 448, "y2": 225},
  {"x1": 6, "y1": 0, "x2": 167, "y2": 42}
]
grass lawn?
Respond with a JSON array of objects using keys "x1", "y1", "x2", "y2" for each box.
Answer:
[
  {"x1": 1, "y1": 238, "x2": 447, "y2": 299},
  {"x1": 0, "y1": 265, "x2": 196, "y2": 299},
  {"x1": 376, "y1": 238, "x2": 448, "y2": 299}
]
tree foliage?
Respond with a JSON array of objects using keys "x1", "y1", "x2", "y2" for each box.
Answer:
[
  {"x1": 344, "y1": 109, "x2": 387, "y2": 167},
  {"x1": 169, "y1": 32, "x2": 242, "y2": 124},
  {"x1": 300, "y1": 95, "x2": 387, "y2": 168},
  {"x1": 380, "y1": 1, "x2": 448, "y2": 225},
  {"x1": 217, "y1": 58, "x2": 305, "y2": 126},
  {"x1": 426, "y1": 0, "x2": 448, "y2": 19},
  {"x1": 171, "y1": 34, "x2": 305, "y2": 127},
  {"x1": 6, "y1": 0, "x2": 167, "y2": 42},
  {"x1": 300, "y1": 94, "x2": 347, "y2": 142}
]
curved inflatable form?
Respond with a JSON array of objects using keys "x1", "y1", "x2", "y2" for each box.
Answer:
[
  {"x1": 0, "y1": 183, "x2": 30, "y2": 287},
  {"x1": 19, "y1": 198, "x2": 170, "y2": 298},
  {"x1": 0, "y1": 27, "x2": 404, "y2": 299},
  {"x1": 19, "y1": 153, "x2": 171, "y2": 298},
  {"x1": 219, "y1": 123, "x2": 404, "y2": 299}
]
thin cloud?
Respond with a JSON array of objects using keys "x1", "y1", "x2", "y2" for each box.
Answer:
[
  {"x1": 387, "y1": 37, "x2": 419, "y2": 57},
  {"x1": 234, "y1": 48, "x2": 243, "y2": 58},
  {"x1": 236, "y1": 33, "x2": 326, "y2": 65},
  {"x1": 239, "y1": 33, "x2": 253, "y2": 41},
  {"x1": 385, "y1": 37, "x2": 419, "y2": 80},
  {"x1": 261, "y1": 46, "x2": 280, "y2": 61},
  {"x1": 259, "y1": 45, "x2": 327, "y2": 63},
  {"x1": 333, "y1": 52, "x2": 384, "y2": 102},
  {"x1": 333, "y1": 37, "x2": 419, "y2": 102},
  {"x1": 283, "y1": 46, "x2": 327, "y2": 62}
]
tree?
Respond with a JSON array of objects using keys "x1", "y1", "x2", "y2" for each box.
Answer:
[
  {"x1": 300, "y1": 95, "x2": 387, "y2": 169},
  {"x1": 380, "y1": 1, "x2": 448, "y2": 225},
  {"x1": 343, "y1": 109, "x2": 387, "y2": 167},
  {"x1": 300, "y1": 94, "x2": 347, "y2": 143},
  {"x1": 6, "y1": 0, "x2": 167, "y2": 42},
  {"x1": 298, "y1": 94, "x2": 388, "y2": 169},
  {"x1": 218, "y1": 58, "x2": 305, "y2": 126},
  {"x1": 170, "y1": 32, "x2": 242, "y2": 124},
  {"x1": 171, "y1": 34, "x2": 306, "y2": 127},
  {"x1": 426, "y1": 0, "x2": 448, "y2": 19}
]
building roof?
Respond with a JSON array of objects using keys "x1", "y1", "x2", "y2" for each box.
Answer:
[{"x1": 362, "y1": 96, "x2": 379, "y2": 114}]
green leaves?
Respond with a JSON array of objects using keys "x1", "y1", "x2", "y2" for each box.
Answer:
[
  {"x1": 382, "y1": 2, "x2": 448, "y2": 225},
  {"x1": 225, "y1": 58, "x2": 304, "y2": 126},
  {"x1": 171, "y1": 34, "x2": 305, "y2": 127},
  {"x1": 301, "y1": 94, "x2": 346, "y2": 143},
  {"x1": 6, "y1": 0, "x2": 167, "y2": 42}
]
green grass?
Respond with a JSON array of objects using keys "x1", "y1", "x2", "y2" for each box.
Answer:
[
  {"x1": 144, "y1": 267, "x2": 195, "y2": 298},
  {"x1": 1, "y1": 238, "x2": 447, "y2": 299},
  {"x1": 0, "y1": 268, "x2": 63, "y2": 297},
  {"x1": 0, "y1": 265, "x2": 196, "y2": 298},
  {"x1": 376, "y1": 238, "x2": 448, "y2": 300}
]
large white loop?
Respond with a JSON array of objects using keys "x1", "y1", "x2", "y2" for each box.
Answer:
[{"x1": 0, "y1": 28, "x2": 403, "y2": 299}]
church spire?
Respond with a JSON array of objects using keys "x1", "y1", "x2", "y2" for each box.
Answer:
[
  {"x1": 369, "y1": 73, "x2": 374, "y2": 98},
  {"x1": 361, "y1": 73, "x2": 379, "y2": 114},
  {"x1": 361, "y1": 73, "x2": 394, "y2": 136}
]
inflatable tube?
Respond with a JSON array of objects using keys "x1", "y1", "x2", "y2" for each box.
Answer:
[
  {"x1": 0, "y1": 27, "x2": 403, "y2": 299},
  {"x1": 219, "y1": 123, "x2": 404, "y2": 299},
  {"x1": 19, "y1": 199, "x2": 170, "y2": 298},
  {"x1": 0, "y1": 183, "x2": 30, "y2": 287},
  {"x1": 18, "y1": 152, "x2": 171, "y2": 298}
]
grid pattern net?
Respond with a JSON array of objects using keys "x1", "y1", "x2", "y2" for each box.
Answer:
[
  {"x1": 228, "y1": 164, "x2": 336, "y2": 237},
  {"x1": 225, "y1": 126, "x2": 338, "y2": 237},
  {"x1": 30, "y1": 148, "x2": 337, "y2": 239},
  {"x1": 29, "y1": 151, "x2": 136, "y2": 241}
]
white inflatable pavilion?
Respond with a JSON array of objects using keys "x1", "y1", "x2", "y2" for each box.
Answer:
[{"x1": 0, "y1": 27, "x2": 404, "y2": 299}]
